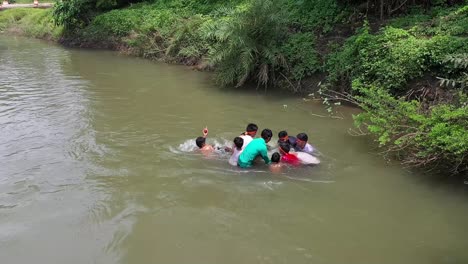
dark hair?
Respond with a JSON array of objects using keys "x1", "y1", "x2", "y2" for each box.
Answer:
[
  {"x1": 233, "y1": 136, "x2": 243, "y2": 150},
  {"x1": 278, "y1": 130, "x2": 288, "y2": 138},
  {"x1": 271, "y1": 152, "x2": 280, "y2": 163},
  {"x1": 246, "y1": 123, "x2": 258, "y2": 132},
  {"x1": 279, "y1": 142, "x2": 290, "y2": 153},
  {"x1": 195, "y1": 137, "x2": 205, "y2": 148},
  {"x1": 296, "y1": 133, "x2": 308, "y2": 142},
  {"x1": 261, "y1": 129, "x2": 273, "y2": 140}
]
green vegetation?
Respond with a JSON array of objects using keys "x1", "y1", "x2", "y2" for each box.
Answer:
[
  {"x1": 351, "y1": 79, "x2": 467, "y2": 173},
  {"x1": 327, "y1": 7, "x2": 468, "y2": 92},
  {"x1": 203, "y1": 0, "x2": 289, "y2": 88},
  {"x1": 51, "y1": 0, "x2": 342, "y2": 88},
  {"x1": 1, "y1": 0, "x2": 466, "y2": 174},
  {"x1": 325, "y1": 5, "x2": 467, "y2": 173},
  {"x1": 0, "y1": 9, "x2": 62, "y2": 40}
]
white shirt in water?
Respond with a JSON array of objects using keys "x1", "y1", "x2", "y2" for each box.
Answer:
[
  {"x1": 294, "y1": 143, "x2": 315, "y2": 154},
  {"x1": 229, "y1": 148, "x2": 243, "y2": 166},
  {"x1": 296, "y1": 152, "x2": 320, "y2": 165},
  {"x1": 240, "y1": 135, "x2": 253, "y2": 150}
]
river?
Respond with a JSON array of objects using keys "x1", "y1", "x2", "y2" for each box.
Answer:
[{"x1": 1, "y1": 36, "x2": 468, "y2": 264}]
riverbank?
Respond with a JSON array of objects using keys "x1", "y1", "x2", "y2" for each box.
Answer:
[
  {"x1": 0, "y1": 1, "x2": 466, "y2": 174},
  {"x1": 0, "y1": 9, "x2": 61, "y2": 40}
]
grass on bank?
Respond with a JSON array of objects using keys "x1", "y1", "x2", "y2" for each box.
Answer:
[{"x1": 0, "y1": 8, "x2": 62, "y2": 40}]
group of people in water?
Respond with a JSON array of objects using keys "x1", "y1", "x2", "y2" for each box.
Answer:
[{"x1": 195, "y1": 123, "x2": 319, "y2": 172}]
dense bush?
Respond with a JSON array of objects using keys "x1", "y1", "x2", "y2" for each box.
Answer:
[
  {"x1": 53, "y1": 0, "x2": 97, "y2": 30},
  {"x1": 286, "y1": 0, "x2": 342, "y2": 32},
  {"x1": 327, "y1": 5, "x2": 468, "y2": 94},
  {"x1": 352, "y1": 80, "x2": 467, "y2": 174},
  {"x1": 202, "y1": 0, "x2": 289, "y2": 87},
  {"x1": 325, "y1": 5, "x2": 468, "y2": 174},
  {"x1": 53, "y1": 0, "x2": 146, "y2": 30},
  {"x1": 164, "y1": 15, "x2": 211, "y2": 64},
  {"x1": 281, "y1": 32, "x2": 321, "y2": 81},
  {"x1": 90, "y1": 7, "x2": 143, "y2": 36}
]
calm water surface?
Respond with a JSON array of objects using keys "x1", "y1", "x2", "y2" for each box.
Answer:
[{"x1": 1, "y1": 36, "x2": 468, "y2": 264}]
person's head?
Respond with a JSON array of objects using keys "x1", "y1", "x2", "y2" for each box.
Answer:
[
  {"x1": 278, "y1": 130, "x2": 289, "y2": 142},
  {"x1": 271, "y1": 152, "x2": 280, "y2": 163},
  {"x1": 296, "y1": 133, "x2": 309, "y2": 149},
  {"x1": 278, "y1": 141, "x2": 290, "y2": 154},
  {"x1": 233, "y1": 136, "x2": 243, "y2": 150},
  {"x1": 245, "y1": 123, "x2": 258, "y2": 137},
  {"x1": 261, "y1": 129, "x2": 273, "y2": 143},
  {"x1": 195, "y1": 136, "x2": 206, "y2": 148}
]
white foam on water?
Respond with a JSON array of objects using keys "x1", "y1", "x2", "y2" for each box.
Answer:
[
  {"x1": 171, "y1": 138, "x2": 233, "y2": 154},
  {"x1": 171, "y1": 139, "x2": 196, "y2": 153}
]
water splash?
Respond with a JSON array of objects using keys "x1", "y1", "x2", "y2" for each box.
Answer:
[{"x1": 170, "y1": 138, "x2": 233, "y2": 155}]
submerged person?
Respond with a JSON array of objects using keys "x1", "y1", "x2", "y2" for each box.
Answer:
[
  {"x1": 269, "y1": 152, "x2": 283, "y2": 174},
  {"x1": 228, "y1": 137, "x2": 244, "y2": 166},
  {"x1": 239, "y1": 123, "x2": 258, "y2": 149},
  {"x1": 278, "y1": 142, "x2": 301, "y2": 166},
  {"x1": 293, "y1": 133, "x2": 315, "y2": 154},
  {"x1": 195, "y1": 127, "x2": 214, "y2": 154},
  {"x1": 277, "y1": 130, "x2": 297, "y2": 146},
  {"x1": 237, "y1": 129, "x2": 272, "y2": 168},
  {"x1": 195, "y1": 127, "x2": 232, "y2": 155}
]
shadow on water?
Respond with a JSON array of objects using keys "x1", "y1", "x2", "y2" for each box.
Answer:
[{"x1": 408, "y1": 168, "x2": 468, "y2": 194}]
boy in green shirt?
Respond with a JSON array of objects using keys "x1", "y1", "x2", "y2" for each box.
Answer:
[{"x1": 238, "y1": 129, "x2": 272, "y2": 168}]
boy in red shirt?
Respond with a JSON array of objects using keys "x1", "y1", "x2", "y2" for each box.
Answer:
[{"x1": 278, "y1": 142, "x2": 301, "y2": 166}]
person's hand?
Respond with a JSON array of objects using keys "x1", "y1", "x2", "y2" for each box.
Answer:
[{"x1": 202, "y1": 127, "x2": 208, "y2": 137}]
